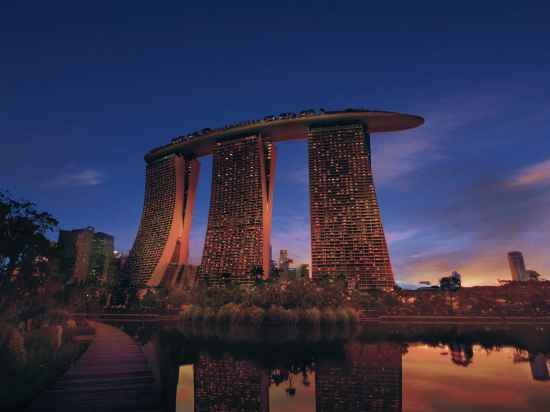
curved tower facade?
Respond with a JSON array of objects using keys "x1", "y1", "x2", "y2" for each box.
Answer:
[
  {"x1": 127, "y1": 154, "x2": 199, "y2": 286},
  {"x1": 308, "y1": 122, "x2": 394, "y2": 290},
  {"x1": 200, "y1": 135, "x2": 275, "y2": 286}
]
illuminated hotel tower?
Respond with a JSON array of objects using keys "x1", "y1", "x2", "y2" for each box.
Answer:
[
  {"x1": 126, "y1": 154, "x2": 199, "y2": 286},
  {"x1": 308, "y1": 122, "x2": 394, "y2": 290},
  {"x1": 200, "y1": 135, "x2": 275, "y2": 286},
  {"x1": 316, "y1": 342, "x2": 403, "y2": 412}
]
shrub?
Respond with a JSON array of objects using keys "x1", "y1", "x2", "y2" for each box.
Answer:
[
  {"x1": 321, "y1": 308, "x2": 337, "y2": 326},
  {"x1": 245, "y1": 306, "x2": 265, "y2": 328},
  {"x1": 267, "y1": 305, "x2": 291, "y2": 325},
  {"x1": 301, "y1": 307, "x2": 321, "y2": 328},
  {"x1": 180, "y1": 305, "x2": 194, "y2": 322},
  {"x1": 344, "y1": 307, "x2": 359, "y2": 324},
  {"x1": 334, "y1": 308, "x2": 350, "y2": 325},
  {"x1": 190, "y1": 306, "x2": 204, "y2": 324},
  {"x1": 216, "y1": 303, "x2": 240, "y2": 326},
  {"x1": 202, "y1": 307, "x2": 217, "y2": 324},
  {"x1": 0, "y1": 325, "x2": 27, "y2": 366}
]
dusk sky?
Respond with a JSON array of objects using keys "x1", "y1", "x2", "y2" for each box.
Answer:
[{"x1": 2, "y1": 1, "x2": 549, "y2": 286}]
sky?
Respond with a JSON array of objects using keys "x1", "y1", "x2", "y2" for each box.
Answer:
[{"x1": 1, "y1": 1, "x2": 549, "y2": 286}]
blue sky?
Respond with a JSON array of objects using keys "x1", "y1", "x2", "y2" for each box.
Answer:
[{"x1": 1, "y1": 1, "x2": 549, "y2": 285}]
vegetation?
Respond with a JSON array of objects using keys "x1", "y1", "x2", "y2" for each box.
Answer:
[
  {"x1": 0, "y1": 312, "x2": 92, "y2": 410},
  {"x1": 0, "y1": 191, "x2": 59, "y2": 317},
  {"x1": 179, "y1": 277, "x2": 359, "y2": 329}
]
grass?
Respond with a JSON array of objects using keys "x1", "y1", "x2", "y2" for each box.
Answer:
[{"x1": 180, "y1": 304, "x2": 358, "y2": 329}]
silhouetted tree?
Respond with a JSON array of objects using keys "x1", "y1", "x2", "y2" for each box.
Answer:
[{"x1": 0, "y1": 191, "x2": 58, "y2": 312}]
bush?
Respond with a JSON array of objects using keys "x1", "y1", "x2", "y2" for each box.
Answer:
[
  {"x1": 0, "y1": 325, "x2": 27, "y2": 366},
  {"x1": 190, "y1": 306, "x2": 204, "y2": 324},
  {"x1": 245, "y1": 306, "x2": 265, "y2": 327},
  {"x1": 202, "y1": 307, "x2": 217, "y2": 324},
  {"x1": 301, "y1": 307, "x2": 321, "y2": 328},
  {"x1": 334, "y1": 308, "x2": 350, "y2": 325},
  {"x1": 321, "y1": 308, "x2": 337, "y2": 326},
  {"x1": 180, "y1": 305, "x2": 194, "y2": 322},
  {"x1": 267, "y1": 305, "x2": 291, "y2": 325},
  {"x1": 344, "y1": 307, "x2": 359, "y2": 324},
  {"x1": 216, "y1": 303, "x2": 240, "y2": 326}
]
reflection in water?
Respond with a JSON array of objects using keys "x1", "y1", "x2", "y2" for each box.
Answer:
[
  {"x1": 316, "y1": 342, "x2": 402, "y2": 412},
  {"x1": 530, "y1": 354, "x2": 549, "y2": 381},
  {"x1": 175, "y1": 342, "x2": 402, "y2": 412},
  {"x1": 449, "y1": 342, "x2": 474, "y2": 367},
  {"x1": 193, "y1": 352, "x2": 269, "y2": 412},
  {"x1": 176, "y1": 365, "x2": 194, "y2": 410},
  {"x1": 127, "y1": 322, "x2": 550, "y2": 412}
]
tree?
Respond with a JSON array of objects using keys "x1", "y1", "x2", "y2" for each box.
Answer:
[
  {"x1": 251, "y1": 265, "x2": 264, "y2": 285},
  {"x1": 0, "y1": 191, "x2": 58, "y2": 309}
]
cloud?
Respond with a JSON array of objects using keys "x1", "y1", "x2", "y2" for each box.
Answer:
[
  {"x1": 44, "y1": 168, "x2": 104, "y2": 188},
  {"x1": 387, "y1": 228, "x2": 418, "y2": 243},
  {"x1": 373, "y1": 90, "x2": 511, "y2": 185},
  {"x1": 507, "y1": 159, "x2": 550, "y2": 188}
]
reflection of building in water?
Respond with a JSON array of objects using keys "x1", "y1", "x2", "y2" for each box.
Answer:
[
  {"x1": 315, "y1": 342, "x2": 402, "y2": 412},
  {"x1": 449, "y1": 343, "x2": 474, "y2": 367},
  {"x1": 194, "y1": 352, "x2": 269, "y2": 412},
  {"x1": 176, "y1": 365, "x2": 195, "y2": 410},
  {"x1": 529, "y1": 354, "x2": 549, "y2": 381},
  {"x1": 513, "y1": 350, "x2": 550, "y2": 382}
]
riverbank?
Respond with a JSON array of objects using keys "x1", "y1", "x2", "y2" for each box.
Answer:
[
  {"x1": 180, "y1": 303, "x2": 359, "y2": 329},
  {"x1": 0, "y1": 319, "x2": 94, "y2": 411}
]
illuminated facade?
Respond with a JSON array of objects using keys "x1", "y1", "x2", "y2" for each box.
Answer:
[
  {"x1": 200, "y1": 135, "x2": 275, "y2": 286},
  {"x1": 128, "y1": 109, "x2": 423, "y2": 287},
  {"x1": 309, "y1": 123, "x2": 394, "y2": 290},
  {"x1": 316, "y1": 342, "x2": 403, "y2": 412},
  {"x1": 127, "y1": 154, "x2": 199, "y2": 286}
]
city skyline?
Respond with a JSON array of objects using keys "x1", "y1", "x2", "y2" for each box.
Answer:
[{"x1": 2, "y1": 2, "x2": 550, "y2": 286}]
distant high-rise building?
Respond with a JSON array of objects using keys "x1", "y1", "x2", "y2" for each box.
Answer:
[
  {"x1": 279, "y1": 249, "x2": 289, "y2": 272},
  {"x1": 58, "y1": 227, "x2": 114, "y2": 283},
  {"x1": 508, "y1": 251, "x2": 527, "y2": 281},
  {"x1": 90, "y1": 232, "x2": 114, "y2": 283},
  {"x1": 529, "y1": 354, "x2": 550, "y2": 381}
]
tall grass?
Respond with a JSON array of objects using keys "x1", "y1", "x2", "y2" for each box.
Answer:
[{"x1": 180, "y1": 304, "x2": 358, "y2": 329}]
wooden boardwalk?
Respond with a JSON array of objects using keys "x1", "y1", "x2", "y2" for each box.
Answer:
[{"x1": 29, "y1": 321, "x2": 159, "y2": 412}]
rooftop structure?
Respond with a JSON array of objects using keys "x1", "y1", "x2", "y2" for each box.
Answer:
[{"x1": 145, "y1": 109, "x2": 423, "y2": 161}]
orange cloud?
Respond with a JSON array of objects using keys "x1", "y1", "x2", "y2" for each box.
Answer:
[{"x1": 508, "y1": 159, "x2": 550, "y2": 188}]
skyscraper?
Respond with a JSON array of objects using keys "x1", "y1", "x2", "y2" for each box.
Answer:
[
  {"x1": 89, "y1": 232, "x2": 114, "y2": 283},
  {"x1": 200, "y1": 135, "x2": 275, "y2": 286},
  {"x1": 58, "y1": 227, "x2": 114, "y2": 283},
  {"x1": 126, "y1": 155, "x2": 199, "y2": 286},
  {"x1": 508, "y1": 251, "x2": 527, "y2": 281},
  {"x1": 279, "y1": 249, "x2": 289, "y2": 272},
  {"x1": 308, "y1": 123, "x2": 394, "y2": 290}
]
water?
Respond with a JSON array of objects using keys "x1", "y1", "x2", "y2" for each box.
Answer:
[{"x1": 122, "y1": 323, "x2": 550, "y2": 412}]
